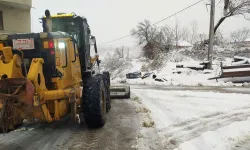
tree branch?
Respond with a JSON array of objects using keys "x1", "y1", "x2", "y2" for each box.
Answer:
[{"x1": 214, "y1": 17, "x2": 227, "y2": 34}]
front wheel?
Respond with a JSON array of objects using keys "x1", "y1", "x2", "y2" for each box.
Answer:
[{"x1": 82, "y1": 76, "x2": 107, "y2": 128}]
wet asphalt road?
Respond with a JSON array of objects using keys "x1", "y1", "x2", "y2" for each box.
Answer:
[{"x1": 0, "y1": 99, "x2": 140, "y2": 150}]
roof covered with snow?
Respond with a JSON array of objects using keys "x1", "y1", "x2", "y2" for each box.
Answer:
[{"x1": 245, "y1": 38, "x2": 250, "y2": 42}]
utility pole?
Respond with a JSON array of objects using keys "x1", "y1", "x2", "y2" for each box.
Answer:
[{"x1": 208, "y1": 0, "x2": 215, "y2": 69}]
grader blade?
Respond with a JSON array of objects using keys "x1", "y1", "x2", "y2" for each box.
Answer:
[
  {"x1": 0, "y1": 99, "x2": 15, "y2": 132},
  {"x1": 110, "y1": 86, "x2": 130, "y2": 99},
  {"x1": 0, "y1": 78, "x2": 34, "y2": 132}
]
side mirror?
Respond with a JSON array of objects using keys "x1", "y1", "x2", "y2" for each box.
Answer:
[
  {"x1": 90, "y1": 35, "x2": 98, "y2": 55},
  {"x1": 89, "y1": 36, "x2": 96, "y2": 45}
]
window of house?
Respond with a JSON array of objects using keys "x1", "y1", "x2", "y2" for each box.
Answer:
[{"x1": 0, "y1": 11, "x2": 3, "y2": 30}]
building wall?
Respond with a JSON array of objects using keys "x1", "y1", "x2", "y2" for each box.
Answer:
[
  {"x1": 1, "y1": 0, "x2": 31, "y2": 7},
  {"x1": 0, "y1": 0, "x2": 31, "y2": 33},
  {"x1": 0, "y1": 0, "x2": 32, "y2": 9}
]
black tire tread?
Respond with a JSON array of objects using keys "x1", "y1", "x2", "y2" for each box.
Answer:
[
  {"x1": 98, "y1": 73, "x2": 111, "y2": 112},
  {"x1": 82, "y1": 75, "x2": 106, "y2": 128}
]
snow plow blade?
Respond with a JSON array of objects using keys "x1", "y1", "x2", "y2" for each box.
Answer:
[{"x1": 110, "y1": 86, "x2": 130, "y2": 99}]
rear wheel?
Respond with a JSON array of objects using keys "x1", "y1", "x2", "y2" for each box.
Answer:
[
  {"x1": 102, "y1": 72, "x2": 111, "y2": 112},
  {"x1": 82, "y1": 76, "x2": 107, "y2": 128},
  {"x1": 103, "y1": 71, "x2": 110, "y2": 86}
]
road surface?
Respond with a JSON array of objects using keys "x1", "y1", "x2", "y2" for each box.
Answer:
[
  {"x1": 0, "y1": 99, "x2": 140, "y2": 150},
  {"x1": 1, "y1": 85, "x2": 250, "y2": 150}
]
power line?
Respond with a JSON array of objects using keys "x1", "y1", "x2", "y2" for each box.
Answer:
[
  {"x1": 99, "y1": 0, "x2": 204, "y2": 45},
  {"x1": 151, "y1": 0, "x2": 204, "y2": 26}
]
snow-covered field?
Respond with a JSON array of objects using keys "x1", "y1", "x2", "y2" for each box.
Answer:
[{"x1": 132, "y1": 88, "x2": 250, "y2": 150}]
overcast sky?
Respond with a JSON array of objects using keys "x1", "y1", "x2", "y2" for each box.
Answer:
[{"x1": 32, "y1": 0, "x2": 250, "y2": 50}]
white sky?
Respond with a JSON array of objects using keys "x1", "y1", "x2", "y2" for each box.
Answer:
[{"x1": 31, "y1": 0, "x2": 250, "y2": 50}]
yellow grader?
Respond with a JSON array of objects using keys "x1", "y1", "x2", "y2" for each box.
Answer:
[{"x1": 0, "y1": 10, "x2": 130, "y2": 132}]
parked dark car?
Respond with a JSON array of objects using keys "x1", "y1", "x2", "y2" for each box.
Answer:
[
  {"x1": 141, "y1": 72, "x2": 154, "y2": 79},
  {"x1": 126, "y1": 71, "x2": 142, "y2": 79}
]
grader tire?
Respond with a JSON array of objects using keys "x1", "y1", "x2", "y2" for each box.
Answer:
[
  {"x1": 103, "y1": 71, "x2": 110, "y2": 86},
  {"x1": 101, "y1": 72, "x2": 111, "y2": 112},
  {"x1": 82, "y1": 76, "x2": 107, "y2": 128}
]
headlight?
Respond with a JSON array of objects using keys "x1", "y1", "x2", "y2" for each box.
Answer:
[{"x1": 58, "y1": 42, "x2": 66, "y2": 49}]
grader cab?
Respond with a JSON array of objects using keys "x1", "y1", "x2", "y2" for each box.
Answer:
[{"x1": 0, "y1": 10, "x2": 130, "y2": 132}]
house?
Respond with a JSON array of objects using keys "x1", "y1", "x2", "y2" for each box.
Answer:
[
  {"x1": 0, "y1": 0, "x2": 32, "y2": 34},
  {"x1": 241, "y1": 38, "x2": 250, "y2": 47}
]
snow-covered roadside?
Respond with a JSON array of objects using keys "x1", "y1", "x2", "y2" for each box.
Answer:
[
  {"x1": 132, "y1": 88, "x2": 250, "y2": 150},
  {"x1": 131, "y1": 95, "x2": 164, "y2": 150}
]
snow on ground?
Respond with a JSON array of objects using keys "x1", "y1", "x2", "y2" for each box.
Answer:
[
  {"x1": 132, "y1": 88, "x2": 250, "y2": 150},
  {"x1": 176, "y1": 119, "x2": 250, "y2": 150},
  {"x1": 108, "y1": 49, "x2": 250, "y2": 87},
  {"x1": 131, "y1": 95, "x2": 164, "y2": 150},
  {"x1": 111, "y1": 58, "x2": 243, "y2": 87}
]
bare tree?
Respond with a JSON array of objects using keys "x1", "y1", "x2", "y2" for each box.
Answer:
[
  {"x1": 142, "y1": 42, "x2": 159, "y2": 59},
  {"x1": 174, "y1": 18, "x2": 180, "y2": 49},
  {"x1": 126, "y1": 48, "x2": 130, "y2": 59},
  {"x1": 199, "y1": 33, "x2": 209, "y2": 42},
  {"x1": 214, "y1": 0, "x2": 250, "y2": 34},
  {"x1": 230, "y1": 27, "x2": 250, "y2": 43},
  {"x1": 131, "y1": 20, "x2": 163, "y2": 59},
  {"x1": 182, "y1": 27, "x2": 191, "y2": 42},
  {"x1": 189, "y1": 21, "x2": 198, "y2": 44},
  {"x1": 131, "y1": 20, "x2": 167, "y2": 59},
  {"x1": 214, "y1": 29, "x2": 225, "y2": 46},
  {"x1": 155, "y1": 26, "x2": 175, "y2": 51},
  {"x1": 192, "y1": 33, "x2": 209, "y2": 50},
  {"x1": 131, "y1": 20, "x2": 158, "y2": 45},
  {"x1": 104, "y1": 51, "x2": 127, "y2": 72},
  {"x1": 173, "y1": 18, "x2": 183, "y2": 49},
  {"x1": 114, "y1": 46, "x2": 125, "y2": 58}
]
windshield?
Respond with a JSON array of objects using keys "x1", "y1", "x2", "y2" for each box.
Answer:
[{"x1": 51, "y1": 18, "x2": 80, "y2": 43}]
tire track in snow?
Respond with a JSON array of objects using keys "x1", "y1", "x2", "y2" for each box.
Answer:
[{"x1": 162, "y1": 106, "x2": 250, "y2": 149}]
